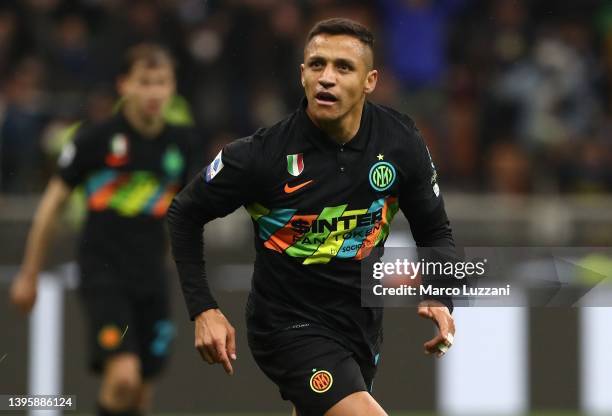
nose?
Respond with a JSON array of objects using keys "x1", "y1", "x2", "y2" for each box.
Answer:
[{"x1": 318, "y1": 64, "x2": 336, "y2": 89}]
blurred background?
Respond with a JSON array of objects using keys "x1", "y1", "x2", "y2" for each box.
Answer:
[{"x1": 1, "y1": 0, "x2": 611, "y2": 415}]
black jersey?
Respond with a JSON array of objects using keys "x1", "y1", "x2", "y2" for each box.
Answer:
[
  {"x1": 57, "y1": 112, "x2": 194, "y2": 290},
  {"x1": 169, "y1": 99, "x2": 455, "y2": 358}
]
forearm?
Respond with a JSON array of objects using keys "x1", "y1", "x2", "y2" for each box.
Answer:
[
  {"x1": 405, "y1": 198, "x2": 457, "y2": 312},
  {"x1": 167, "y1": 184, "x2": 218, "y2": 320},
  {"x1": 409, "y1": 196, "x2": 454, "y2": 247},
  {"x1": 21, "y1": 178, "x2": 70, "y2": 279},
  {"x1": 168, "y1": 138, "x2": 257, "y2": 319}
]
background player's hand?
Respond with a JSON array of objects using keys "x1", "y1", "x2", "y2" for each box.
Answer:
[
  {"x1": 194, "y1": 308, "x2": 237, "y2": 375},
  {"x1": 10, "y1": 272, "x2": 37, "y2": 314},
  {"x1": 417, "y1": 300, "x2": 455, "y2": 358}
]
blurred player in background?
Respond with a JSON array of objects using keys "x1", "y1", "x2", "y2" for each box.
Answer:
[
  {"x1": 169, "y1": 18, "x2": 456, "y2": 416},
  {"x1": 10, "y1": 44, "x2": 195, "y2": 416}
]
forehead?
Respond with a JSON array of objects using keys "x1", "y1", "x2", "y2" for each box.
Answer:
[
  {"x1": 128, "y1": 61, "x2": 174, "y2": 78},
  {"x1": 304, "y1": 34, "x2": 370, "y2": 65}
]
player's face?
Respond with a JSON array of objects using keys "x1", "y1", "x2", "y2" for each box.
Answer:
[
  {"x1": 301, "y1": 34, "x2": 377, "y2": 124},
  {"x1": 119, "y1": 62, "x2": 175, "y2": 120}
]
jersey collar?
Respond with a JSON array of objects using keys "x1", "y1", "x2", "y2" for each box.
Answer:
[
  {"x1": 298, "y1": 97, "x2": 370, "y2": 152},
  {"x1": 118, "y1": 110, "x2": 168, "y2": 141}
]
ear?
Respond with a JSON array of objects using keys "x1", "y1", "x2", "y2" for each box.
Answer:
[
  {"x1": 300, "y1": 63, "x2": 305, "y2": 88},
  {"x1": 364, "y1": 69, "x2": 378, "y2": 95}
]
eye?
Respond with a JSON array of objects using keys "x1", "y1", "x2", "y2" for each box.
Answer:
[
  {"x1": 309, "y1": 60, "x2": 324, "y2": 70},
  {"x1": 336, "y1": 61, "x2": 354, "y2": 73}
]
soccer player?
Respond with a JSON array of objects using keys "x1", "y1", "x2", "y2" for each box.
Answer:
[
  {"x1": 168, "y1": 18, "x2": 456, "y2": 416},
  {"x1": 10, "y1": 44, "x2": 194, "y2": 416}
]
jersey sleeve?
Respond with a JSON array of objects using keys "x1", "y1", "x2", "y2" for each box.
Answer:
[
  {"x1": 398, "y1": 124, "x2": 457, "y2": 312},
  {"x1": 56, "y1": 124, "x2": 100, "y2": 188},
  {"x1": 167, "y1": 136, "x2": 259, "y2": 319}
]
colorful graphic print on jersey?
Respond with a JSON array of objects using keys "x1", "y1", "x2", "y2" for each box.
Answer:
[
  {"x1": 85, "y1": 169, "x2": 180, "y2": 218},
  {"x1": 246, "y1": 196, "x2": 399, "y2": 264}
]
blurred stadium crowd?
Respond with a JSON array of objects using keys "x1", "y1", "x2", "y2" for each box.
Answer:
[{"x1": 1, "y1": 0, "x2": 611, "y2": 195}]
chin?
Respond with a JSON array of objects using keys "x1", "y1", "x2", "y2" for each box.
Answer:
[
  {"x1": 144, "y1": 110, "x2": 163, "y2": 120},
  {"x1": 311, "y1": 107, "x2": 342, "y2": 123}
]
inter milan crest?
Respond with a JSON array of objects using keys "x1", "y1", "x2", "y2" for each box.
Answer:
[
  {"x1": 369, "y1": 157, "x2": 396, "y2": 192},
  {"x1": 287, "y1": 153, "x2": 304, "y2": 176},
  {"x1": 310, "y1": 369, "x2": 333, "y2": 393},
  {"x1": 162, "y1": 144, "x2": 185, "y2": 179}
]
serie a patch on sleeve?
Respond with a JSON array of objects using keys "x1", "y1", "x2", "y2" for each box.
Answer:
[{"x1": 204, "y1": 150, "x2": 224, "y2": 182}]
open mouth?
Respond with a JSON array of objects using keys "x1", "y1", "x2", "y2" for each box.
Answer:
[
  {"x1": 146, "y1": 101, "x2": 162, "y2": 112},
  {"x1": 315, "y1": 91, "x2": 338, "y2": 105}
]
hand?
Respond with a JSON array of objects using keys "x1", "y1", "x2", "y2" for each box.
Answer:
[
  {"x1": 10, "y1": 272, "x2": 37, "y2": 314},
  {"x1": 194, "y1": 308, "x2": 237, "y2": 375},
  {"x1": 418, "y1": 300, "x2": 455, "y2": 358}
]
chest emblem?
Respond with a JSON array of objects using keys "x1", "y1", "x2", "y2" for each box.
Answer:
[
  {"x1": 287, "y1": 153, "x2": 304, "y2": 176},
  {"x1": 162, "y1": 144, "x2": 185, "y2": 179},
  {"x1": 105, "y1": 134, "x2": 129, "y2": 167},
  {"x1": 369, "y1": 159, "x2": 396, "y2": 192}
]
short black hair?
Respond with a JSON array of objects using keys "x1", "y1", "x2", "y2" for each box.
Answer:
[
  {"x1": 306, "y1": 18, "x2": 374, "y2": 50},
  {"x1": 119, "y1": 43, "x2": 175, "y2": 76}
]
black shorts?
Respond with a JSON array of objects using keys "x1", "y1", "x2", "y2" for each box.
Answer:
[
  {"x1": 249, "y1": 329, "x2": 379, "y2": 416},
  {"x1": 78, "y1": 286, "x2": 175, "y2": 379}
]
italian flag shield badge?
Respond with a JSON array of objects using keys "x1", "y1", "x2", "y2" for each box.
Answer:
[{"x1": 287, "y1": 153, "x2": 304, "y2": 176}]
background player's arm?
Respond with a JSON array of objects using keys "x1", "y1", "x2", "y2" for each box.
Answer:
[
  {"x1": 11, "y1": 124, "x2": 97, "y2": 313},
  {"x1": 168, "y1": 136, "x2": 258, "y2": 374},
  {"x1": 10, "y1": 177, "x2": 72, "y2": 313}
]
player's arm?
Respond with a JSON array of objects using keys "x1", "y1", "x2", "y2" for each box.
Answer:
[
  {"x1": 10, "y1": 177, "x2": 72, "y2": 313},
  {"x1": 10, "y1": 125, "x2": 93, "y2": 313},
  {"x1": 398, "y1": 126, "x2": 456, "y2": 357},
  {"x1": 167, "y1": 136, "x2": 258, "y2": 374}
]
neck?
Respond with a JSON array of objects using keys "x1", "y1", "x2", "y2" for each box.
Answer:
[
  {"x1": 307, "y1": 98, "x2": 365, "y2": 144},
  {"x1": 122, "y1": 103, "x2": 165, "y2": 138}
]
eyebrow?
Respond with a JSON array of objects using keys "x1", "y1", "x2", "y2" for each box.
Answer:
[
  {"x1": 335, "y1": 58, "x2": 356, "y2": 69},
  {"x1": 307, "y1": 55, "x2": 357, "y2": 68}
]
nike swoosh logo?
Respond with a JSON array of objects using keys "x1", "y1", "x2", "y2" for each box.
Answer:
[{"x1": 284, "y1": 180, "x2": 314, "y2": 194}]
